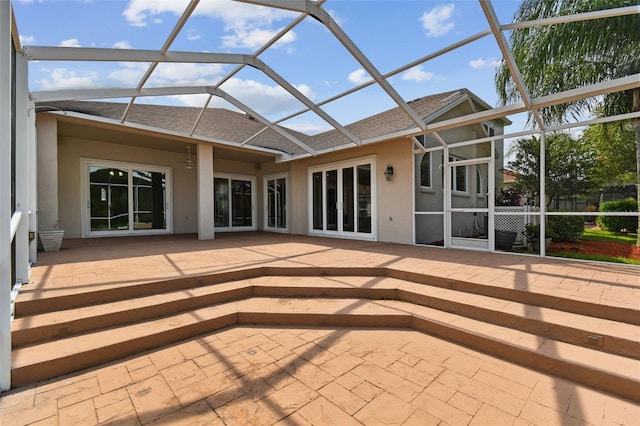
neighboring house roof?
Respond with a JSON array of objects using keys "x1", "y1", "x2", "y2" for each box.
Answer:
[
  {"x1": 502, "y1": 168, "x2": 518, "y2": 185},
  {"x1": 39, "y1": 88, "x2": 499, "y2": 158}
]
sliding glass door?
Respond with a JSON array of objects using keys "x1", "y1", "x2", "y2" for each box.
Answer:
[
  {"x1": 84, "y1": 160, "x2": 171, "y2": 236},
  {"x1": 214, "y1": 174, "x2": 256, "y2": 231},
  {"x1": 265, "y1": 174, "x2": 288, "y2": 232},
  {"x1": 309, "y1": 157, "x2": 375, "y2": 239}
]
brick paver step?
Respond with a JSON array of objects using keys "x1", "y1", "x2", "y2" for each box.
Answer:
[
  {"x1": 13, "y1": 276, "x2": 639, "y2": 360},
  {"x1": 16, "y1": 266, "x2": 640, "y2": 326},
  {"x1": 11, "y1": 296, "x2": 640, "y2": 402}
]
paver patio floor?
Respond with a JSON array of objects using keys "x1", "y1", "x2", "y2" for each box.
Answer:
[
  {"x1": 3, "y1": 232, "x2": 639, "y2": 425},
  {"x1": 3, "y1": 325, "x2": 639, "y2": 426}
]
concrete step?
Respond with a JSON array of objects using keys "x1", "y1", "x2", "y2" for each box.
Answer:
[
  {"x1": 12, "y1": 297, "x2": 640, "y2": 402},
  {"x1": 13, "y1": 276, "x2": 639, "y2": 360},
  {"x1": 15, "y1": 266, "x2": 640, "y2": 326}
]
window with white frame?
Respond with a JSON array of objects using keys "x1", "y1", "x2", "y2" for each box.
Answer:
[
  {"x1": 439, "y1": 154, "x2": 469, "y2": 193},
  {"x1": 482, "y1": 122, "x2": 495, "y2": 137},
  {"x1": 450, "y1": 156, "x2": 468, "y2": 194},
  {"x1": 420, "y1": 152, "x2": 432, "y2": 188}
]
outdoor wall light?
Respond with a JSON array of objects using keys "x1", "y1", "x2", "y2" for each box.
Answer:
[{"x1": 384, "y1": 164, "x2": 394, "y2": 181}]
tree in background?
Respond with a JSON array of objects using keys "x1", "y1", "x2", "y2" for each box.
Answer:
[
  {"x1": 581, "y1": 119, "x2": 636, "y2": 189},
  {"x1": 495, "y1": 0, "x2": 640, "y2": 245},
  {"x1": 507, "y1": 133, "x2": 597, "y2": 208}
]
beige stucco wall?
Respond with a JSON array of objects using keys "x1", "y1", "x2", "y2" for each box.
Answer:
[{"x1": 289, "y1": 138, "x2": 414, "y2": 245}]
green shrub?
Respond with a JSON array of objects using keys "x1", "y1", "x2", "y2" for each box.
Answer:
[
  {"x1": 583, "y1": 205, "x2": 597, "y2": 223},
  {"x1": 597, "y1": 199, "x2": 639, "y2": 233},
  {"x1": 547, "y1": 215, "x2": 584, "y2": 242}
]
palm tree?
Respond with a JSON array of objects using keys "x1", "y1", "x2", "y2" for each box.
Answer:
[{"x1": 495, "y1": 0, "x2": 640, "y2": 245}]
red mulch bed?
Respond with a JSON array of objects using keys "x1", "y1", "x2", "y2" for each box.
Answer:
[{"x1": 549, "y1": 239, "x2": 640, "y2": 260}]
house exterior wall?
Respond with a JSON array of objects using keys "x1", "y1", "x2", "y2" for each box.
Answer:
[
  {"x1": 289, "y1": 138, "x2": 414, "y2": 245},
  {"x1": 38, "y1": 96, "x2": 505, "y2": 247},
  {"x1": 40, "y1": 116, "x2": 291, "y2": 239},
  {"x1": 56, "y1": 136, "x2": 199, "y2": 238}
]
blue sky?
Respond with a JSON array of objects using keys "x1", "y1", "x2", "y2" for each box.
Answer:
[{"x1": 12, "y1": 0, "x2": 531, "y2": 136}]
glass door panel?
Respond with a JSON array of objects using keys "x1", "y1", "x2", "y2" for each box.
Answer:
[
  {"x1": 312, "y1": 172, "x2": 323, "y2": 230},
  {"x1": 267, "y1": 180, "x2": 276, "y2": 228},
  {"x1": 89, "y1": 166, "x2": 128, "y2": 232},
  {"x1": 214, "y1": 177, "x2": 229, "y2": 227},
  {"x1": 133, "y1": 170, "x2": 166, "y2": 230},
  {"x1": 342, "y1": 168, "x2": 354, "y2": 232},
  {"x1": 266, "y1": 177, "x2": 287, "y2": 230},
  {"x1": 232, "y1": 179, "x2": 252, "y2": 227},
  {"x1": 214, "y1": 175, "x2": 256, "y2": 230},
  {"x1": 326, "y1": 170, "x2": 338, "y2": 231},
  {"x1": 276, "y1": 178, "x2": 286, "y2": 228},
  {"x1": 357, "y1": 164, "x2": 372, "y2": 233}
]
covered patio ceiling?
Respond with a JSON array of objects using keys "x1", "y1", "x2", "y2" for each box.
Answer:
[{"x1": 11, "y1": 0, "x2": 640, "y2": 160}]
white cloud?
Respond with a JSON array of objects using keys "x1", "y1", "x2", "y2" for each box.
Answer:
[
  {"x1": 19, "y1": 35, "x2": 36, "y2": 45},
  {"x1": 113, "y1": 40, "x2": 132, "y2": 49},
  {"x1": 37, "y1": 68, "x2": 99, "y2": 90},
  {"x1": 221, "y1": 27, "x2": 296, "y2": 49},
  {"x1": 168, "y1": 93, "x2": 214, "y2": 108},
  {"x1": 123, "y1": 0, "x2": 186, "y2": 28},
  {"x1": 107, "y1": 63, "x2": 148, "y2": 86},
  {"x1": 419, "y1": 4, "x2": 455, "y2": 37},
  {"x1": 186, "y1": 29, "x2": 201, "y2": 41},
  {"x1": 123, "y1": 0, "x2": 297, "y2": 50},
  {"x1": 402, "y1": 66, "x2": 434, "y2": 82},
  {"x1": 60, "y1": 38, "x2": 81, "y2": 47},
  {"x1": 469, "y1": 57, "x2": 501, "y2": 70},
  {"x1": 215, "y1": 77, "x2": 315, "y2": 116},
  {"x1": 148, "y1": 63, "x2": 226, "y2": 86},
  {"x1": 282, "y1": 122, "x2": 331, "y2": 135},
  {"x1": 348, "y1": 69, "x2": 371, "y2": 85}
]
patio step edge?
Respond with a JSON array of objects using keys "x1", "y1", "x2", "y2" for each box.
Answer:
[
  {"x1": 12, "y1": 276, "x2": 639, "y2": 360},
  {"x1": 10, "y1": 297, "x2": 640, "y2": 403},
  {"x1": 15, "y1": 266, "x2": 640, "y2": 326}
]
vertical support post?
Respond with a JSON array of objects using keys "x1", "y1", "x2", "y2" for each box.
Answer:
[
  {"x1": 488, "y1": 139, "x2": 496, "y2": 250},
  {"x1": 197, "y1": 143, "x2": 215, "y2": 240},
  {"x1": 1, "y1": 0, "x2": 13, "y2": 392},
  {"x1": 28, "y1": 100, "x2": 37, "y2": 264},
  {"x1": 443, "y1": 146, "x2": 450, "y2": 248},
  {"x1": 539, "y1": 131, "x2": 546, "y2": 257},
  {"x1": 15, "y1": 53, "x2": 29, "y2": 283},
  {"x1": 36, "y1": 115, "x2": 59, "y2": 231}
]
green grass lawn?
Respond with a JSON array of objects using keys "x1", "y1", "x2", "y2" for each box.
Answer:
[{"x1": 581, "y1": 228, "x2": 638, "y2": 245}]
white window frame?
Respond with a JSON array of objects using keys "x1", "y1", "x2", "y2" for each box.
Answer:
[
  {"x1": 449, "y1": 155, "x2": 469, "y2": 196},
  {"x1": 307, "y1": 155, "x2": 377, "y2": 241},
  {"x1": 213, "y1": 172, "x2": 257, "y2": 232},
  {"x1": 263, "y1": 172, "x2": 289, "y2": 233},
  {"x1": 81, "y1": 158, "x2": 173, "y2": 237},
  {"x1": 419, "y1": 152, "x2": 433, "y2": 190}
]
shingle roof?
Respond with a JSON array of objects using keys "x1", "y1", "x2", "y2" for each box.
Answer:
[
  {"x1": 41, "y1": 89, "x2": 476, "y2": 157},
  {"x1": 308, "y1": 89, "x2": 464, "y2": 150}
]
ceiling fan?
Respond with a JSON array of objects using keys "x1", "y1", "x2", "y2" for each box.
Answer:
[{"x1": 177, "y1": 145, "x2": 196, "y2": 170}]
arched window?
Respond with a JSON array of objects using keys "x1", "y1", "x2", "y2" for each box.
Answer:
[{"x1": 420, "y1": 152, "x2": 431, "y2": 188}]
